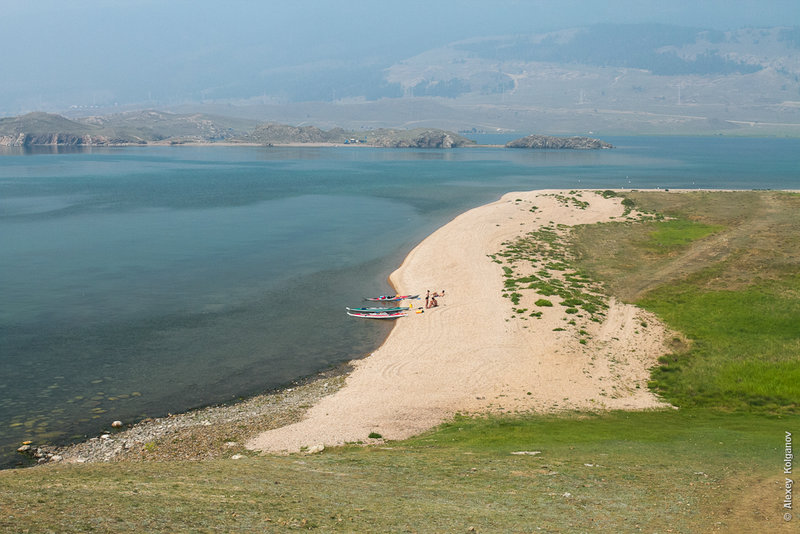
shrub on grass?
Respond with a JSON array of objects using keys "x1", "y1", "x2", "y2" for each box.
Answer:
[{"x1": 535, "y1": 299, "x2": 553, "y2": 307}]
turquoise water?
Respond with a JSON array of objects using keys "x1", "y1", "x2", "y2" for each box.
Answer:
[{"x1": 1, "y1": 137, "x2": 798, "y2": 467}]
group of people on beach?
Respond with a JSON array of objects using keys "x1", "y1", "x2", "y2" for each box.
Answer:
[{"x1": 424, "y1": 289, "x2": 445, "y2": 309}]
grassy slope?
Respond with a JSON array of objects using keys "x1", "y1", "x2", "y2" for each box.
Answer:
[
  {"x1": 573, "y1": 191, "x2": 800, "y2": 412},
  {"x1": 1, "y1": 191, "x2": 798, "y2": 533},
  {"x1": 1, "y1": 411, "x2": 795, "y2": 532}
]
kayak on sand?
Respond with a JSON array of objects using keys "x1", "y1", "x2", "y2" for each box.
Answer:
[
  {"x1": 346, "y1": 311, "x2": 408, "y2": 319},
  {"x1": 346, "y1": 306, "x2": 410, "y2": 313},
  {"x1": 364, "y1": 294, "x2": 419, "y2": 302}
]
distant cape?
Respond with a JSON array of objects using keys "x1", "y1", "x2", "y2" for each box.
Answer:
[
  {"x1": 0, "y1": 111, "x2": 474, "y2": 148},
  {"x1": 506, "y1": 134, "x2": 613, "y2": 150},
  {"x1": 243, "y1": 125, "x2": 475, "y2": 148}
]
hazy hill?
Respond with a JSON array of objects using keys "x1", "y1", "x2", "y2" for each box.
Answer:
[
  {"x1": 506, "y1": 134, "x2": 612, "y2": 149},
  {"x1": 0, "y1": 112, "x2": 109, "y2": 146},
  {"x1": 385, "y1": 24, "x2": 799, "y2": 98},
  {"x1": 383, "y1": 25, "x2": 800, "y2": 122},
  {"x1": 169, "y1": 24, "x2": 800, "y2": 136},
  {"x1": 4, "y1": 23, "x2": 800, "y2": 136},
  {"x1": 242, "y1": 123, "x2": 347, "y2": 144},
  {"x1": 365, "y1": 128, "x2": 474, "y2": 148},
  {"x1": 0, "y1": 112, "x2": 93, "y2": 135},
  {"x1": 80, "y1": 110, "x2": 261, "y2": 142},
  {"x1": 0, "y1": 110, "x2": 262, "y2": 146},
  {"x1": 242, "y1": 124, "x2": 474, "y2": 147}
]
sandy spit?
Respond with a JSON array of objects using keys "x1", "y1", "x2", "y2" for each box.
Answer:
[{"x1": 247, "y1": 189, "x2": 671, "y2": 453}]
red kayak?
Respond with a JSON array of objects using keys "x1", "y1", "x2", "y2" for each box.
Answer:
[{"x1": 364, "y1": 294, "x2": 419, "y2": 302}]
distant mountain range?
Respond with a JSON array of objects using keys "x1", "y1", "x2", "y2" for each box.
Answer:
[
  {"x1": 5, "y1": 24, "x2": 800, "y2": 136},
  {"x1": 178, "y1": 24, "x2": 800, "y2": 136},
  {"x1": 176, "y1": 24, "x2": 800, "y2": 108},
  {"x1": 384, "y1": 24, "x2": 799, "y2": 99}
]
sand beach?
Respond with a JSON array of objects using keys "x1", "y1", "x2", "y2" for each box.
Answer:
[{"x1": 247, "y1": 190, "x2": 671, "y2": 454}]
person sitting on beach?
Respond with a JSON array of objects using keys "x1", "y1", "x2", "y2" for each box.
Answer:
[{"x1": 425, "y1": 290, "x2": 430, "y2": 309}]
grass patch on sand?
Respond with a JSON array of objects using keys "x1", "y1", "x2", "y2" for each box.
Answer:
[{"x1": 499, "y1": 224, "x2": 608, "y2": 321}]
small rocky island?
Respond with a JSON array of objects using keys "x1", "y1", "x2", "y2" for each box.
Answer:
[{"x1": 506, "y1": 134, "x2": 613, "y2": 149}]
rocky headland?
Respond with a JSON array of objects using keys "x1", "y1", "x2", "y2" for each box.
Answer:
[
  {"x1": 242, "y1": 124, "x2": 474, "y2": 148},
  {"x1": 506, "y1": 134, "x2": 613, "y2": 149}
]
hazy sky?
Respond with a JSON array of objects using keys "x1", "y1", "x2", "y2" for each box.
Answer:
[{"x1": 1, "y1": 0, "x2": 798, "y2": 113}]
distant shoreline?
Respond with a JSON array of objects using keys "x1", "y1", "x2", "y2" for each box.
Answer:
[{"x1": 0, "y1": 141, "x2": 595, "y2": 150}]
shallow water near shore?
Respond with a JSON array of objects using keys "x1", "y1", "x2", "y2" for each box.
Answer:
[{"x1": 1, "y1": 136, "x2": 798, "y2": 468}]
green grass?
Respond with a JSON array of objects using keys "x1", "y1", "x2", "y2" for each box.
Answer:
[
  {"x1": 2, "y1": 410, "x2": 795, "y2": 532},
  {"x1": 643, "y1": 219, "x2": 724, "y2": 251},
  {"x1": 569, "y1": 192, "x2": 800, "y2": 414},
  {"x1": 642, "y1": 274, "x2": 800, "y2": 411},
  {"x1": 571, "y1": 191, "x2": 800, "y2": 301}
]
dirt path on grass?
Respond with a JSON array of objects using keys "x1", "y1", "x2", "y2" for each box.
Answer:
[{"x1": 615, "y1": 192, "x2": 789, "y2": 301}]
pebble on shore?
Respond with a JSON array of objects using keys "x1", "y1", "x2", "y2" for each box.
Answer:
[{"x1": 32, "y1": 366, "x2": 349, "y2": 465}]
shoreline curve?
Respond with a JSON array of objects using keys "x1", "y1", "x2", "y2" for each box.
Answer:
[{"x1": 246, "y1": 189, "x2": 671, "y2": 454}]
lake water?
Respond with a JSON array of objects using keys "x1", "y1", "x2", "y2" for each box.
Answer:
[{"x1": 1, "y1": 136, "x2": 798, "y2": 467}]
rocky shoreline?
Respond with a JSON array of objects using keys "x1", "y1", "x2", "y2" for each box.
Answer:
[{"x1": 16, "y1": 365, "x2": 350, "y2": 467}]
